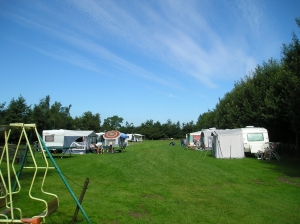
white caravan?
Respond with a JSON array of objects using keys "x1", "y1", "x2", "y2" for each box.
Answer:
[
  {"x1": 212, "y1": 126, "x2": 269, "y2": 158},
  {"x1": 42, "y1": 129, "x2": 98, "y2": 154},
  {"x1": 239, "y1": 126, "x2": 269, "y2": 154},
  {"x1": 127, "y1": 134, "x2": 144, "y2": 142},
  {"x1": 188, "y1": 126, "x2": 269, "y2": 158}
]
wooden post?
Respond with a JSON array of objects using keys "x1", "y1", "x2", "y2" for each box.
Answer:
[{"x1": 70, "y1": 178, "x2": 90, "y2": 224}]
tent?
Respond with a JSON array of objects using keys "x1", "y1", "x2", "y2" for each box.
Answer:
[
  {"x1": 212, "y1": 129, "x2": 244, "y2": 158},
  {"x1": 100, "y1": 130, "x2": 129, "y2": 147},
  {"x1": 188, "y1": 129, "x2": 215, "y2": 148}
]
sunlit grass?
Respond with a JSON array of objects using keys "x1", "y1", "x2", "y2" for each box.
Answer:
[{"x1": 1, "y1": 140, "x2": 300, "y2": 223}]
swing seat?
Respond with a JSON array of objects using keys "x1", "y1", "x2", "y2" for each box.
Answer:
[
  {"x1": 0, "y1": 200, "x2": 22, "y2": 219},
  {"x1": 21, "y1": 216, "x2": 41, "y2": 224},
  {"x1": 0, "y1": 197, "x2": 10, "y2": 216},
  {"x1": 35, "y1": 197, "x2": 59, "y2": 218},
  {"x1": 0, "y1": 207, "x2": 11, "y2": 217}
]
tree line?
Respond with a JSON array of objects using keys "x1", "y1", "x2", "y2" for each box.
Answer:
[
  {"x1": 1, "y1": 18, "x2": 299, "y2": 145},
  {"x1": 0, "y1": 93, "x2": 197, "y2": 142}
]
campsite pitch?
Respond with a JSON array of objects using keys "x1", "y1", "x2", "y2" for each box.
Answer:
[{"x1": 4, "y1": 140, "x2": 300, "y2": 223}]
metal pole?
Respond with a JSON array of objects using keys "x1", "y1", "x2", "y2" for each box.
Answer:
[{"x1": 4, "y1": 128, "x2": 15, "y2": 219}]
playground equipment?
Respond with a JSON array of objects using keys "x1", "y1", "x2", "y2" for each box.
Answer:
[
  {"x1": 0, "y1": 124, "x2": 23, "y2": 222},
  {"x1": 0, "y1": 123, "x2": 91, "y2": 223}
]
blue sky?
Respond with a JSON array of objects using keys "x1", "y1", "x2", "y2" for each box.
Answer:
[{"x1": 0, "y1": 0, "x2": 299, "y2": 127}]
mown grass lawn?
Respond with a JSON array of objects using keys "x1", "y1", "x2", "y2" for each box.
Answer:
[{"x1": 3, "y1": 140, "x2": 300, "y2": 223}]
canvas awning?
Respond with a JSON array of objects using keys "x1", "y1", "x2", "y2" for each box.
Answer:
[
  {"x1": 63, "y1": 130, "x2": 97, "y2": 147},
  {"x1": 212, "y1": 129, "x2": 244, "y2": 158}
]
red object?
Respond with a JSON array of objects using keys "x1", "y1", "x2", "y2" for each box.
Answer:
[
  {"x1": 193, "y1": 135, "x2": 200, "y2": 140},
  {"x1": 21, "y1": 217, "x2": 41, "y2": 224}
]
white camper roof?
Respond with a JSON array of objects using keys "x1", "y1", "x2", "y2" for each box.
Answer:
[
  {"x1": 43, "y1": 129, "x2": 97, "y2": 136},
  {"x1": 43, "y1": 130, "x2": 97, "y2": 147}
]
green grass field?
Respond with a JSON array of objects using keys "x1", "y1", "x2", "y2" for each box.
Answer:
[{"x1": 2, "y1": 140, "x2": 300, "y2": 223}]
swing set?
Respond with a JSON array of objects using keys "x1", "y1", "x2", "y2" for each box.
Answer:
[{"x1": 0, "y1": 123, "x2": 91, "y2": 223}]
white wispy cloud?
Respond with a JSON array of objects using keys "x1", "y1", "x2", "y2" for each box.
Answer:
[
  {"x1": 144, "y1": 86, "x2": 180, "y2": 100},
  {"x1": 2, "y1": 0, "x2": 273, "y2": 90},
  {"x1": 4, "y1": 4, "x2": 183, "y2": 90}
]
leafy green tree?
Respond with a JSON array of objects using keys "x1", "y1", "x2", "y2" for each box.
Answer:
[
  {"x1": 138, "y1": 119, "x2": 161, "y2": 140},
  {"x1": 48, "y1": 102, "x2": 70, "y2": 129},
  {"x1": 1, "y1": 95, "x2": 31, "y2": 142},
  {"x1": 174, "y1": 121, "x2": 182, "y2": 138},
  {"x1": 212, "y1": 58, "x2": 293, "y2": 141},
  {"x1": 119, "y1": 122, "x2": 135, "y2": 134},
  {"x1": 282, "y1": 18, "x2": 300, "y2": 78},
  {"x1": 161, "y1": 119, "x2": 182, "y2": 139},
  {"x1": 73, "y1": 111, "x2": 101, "y2": 131},
  {"x1": 4, "y1": 95, "x2": 31, "y2": 124},
  {"x1": 196, "y1": 110, "x2": 216, "y2": 130},
  {"x1": 0, "y1": 102, "x2": 6, "y2": 125},
  {"x1": 139, "y1": 119, "x2": 154, "y2": 139},
  {"x1": 181, "y1": 121, "x2": 196, "y2": 137},
  {"x1": 152, "y1": 121, "x2": 163, "y2": 139},
  {"x1": 281, "y1": 17, "x2": 300, "y2": 139},
  {"x1": 102, "y1": 115, "x2": 123, "y2": 131},
  {"x1": 31, "y1": 96, "x2": 51, "y2": 134},
  {"x1": 31, "y1": 95, "x2": 73, "y2": 133}
]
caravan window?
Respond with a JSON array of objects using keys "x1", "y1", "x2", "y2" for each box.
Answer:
[
  {"x1": 45, "y1": 135, "x2": 54, "y2": 142},
  {"x1": 247, "y1": 133, "x2": 264, "y2": 142}
]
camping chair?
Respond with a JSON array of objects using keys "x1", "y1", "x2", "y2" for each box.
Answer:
[
  {"x1": 257, "y1": 142, "x2": 269, "y2": 160},
  {"x1": 255, "y1": 150, "x2": 264, "y2": 160},
  {"x1": 267, "y1": 142, "x2": 281, "y2": 161},
  {"x1": 180, "y1": 139, "x2": 185, "y2": 146},
  {"x1": 252, "y1": 143, "x2": 265, "y2": 160},
  {"x1": 89, "y1": 143, "x2": 98, "y2": 153},
  {"x1": 199, "y1": 144, "x2": 211, "y2": 158},
  {"x1": 185, "y1": 142, "x2": 196, "y2": 150}
]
